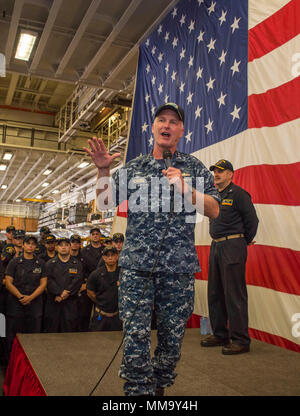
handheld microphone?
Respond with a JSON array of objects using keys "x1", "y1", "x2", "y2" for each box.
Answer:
[
  {"x1": 163, "y1": 150, "x2": 172, "y2": 169},
  {"x1": 163, "y1": 149, "x2": 174, "y2": 213}
]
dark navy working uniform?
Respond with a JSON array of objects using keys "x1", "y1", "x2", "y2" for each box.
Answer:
[
  {"x1": 87, "y1": 264, "x2": 122, "y2": 331},
  {"x1": 208, "y1": 181, "x2": 259, "y2": 346},
  {"x1": 44, "y1": 256, "x2": 83, "y2": 332},
  {"x1": 5, "y1": 255, "x2": 46, "y2": 352}
]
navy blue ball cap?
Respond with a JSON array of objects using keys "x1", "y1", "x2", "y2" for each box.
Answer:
[
  {"x1": 210, "y1": 159, "x2": 234, "y2": 172},
  {"x1": 154, "y1": 102, "x2": 185, "y2": 123}
]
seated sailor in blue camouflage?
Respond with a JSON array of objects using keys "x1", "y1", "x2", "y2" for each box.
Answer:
[{"x1": 84, "y1": 102, "x2": 220, "y2": 396}]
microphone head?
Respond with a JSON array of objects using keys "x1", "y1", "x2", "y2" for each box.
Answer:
[{"x1": 163, "y1": 150, "x2": 172, "y2": 160}]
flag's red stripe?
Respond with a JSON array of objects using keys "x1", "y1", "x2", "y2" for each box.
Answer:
[
  {"x1": 248, "y1": 76, "x2": 300, "y2": 128},
  {"x1": 248, "y1": 328, "x2": 300, "y2": 353},
  {"x1": 196, "y1": 245, "x2": 300, "y2": 296},
  {"x1": 248, "y1": 0, "x2": 300, "y2": 62},
  {"x1": 117, "y1": 200, "x2": 128, "y2": 217},
  {"x1": 233, "y1": 162, "x2": 300, "y2": 206}
]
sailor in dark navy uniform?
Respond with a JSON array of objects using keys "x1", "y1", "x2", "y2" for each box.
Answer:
[
  {"x1": 0, "y1": 225, "x2": 15, "y2": 255},
  {"x1": 87, "y1": 246, "x2": 122, "y2": 331},
  {"x1": 44, "y1": 237, "x2": 83, "y2": 332},
  {"x1": 201, "y1": 160, "x2": 259, "y2": 355},
  {"x1": 70, "y1": 234, "x2": 92, "y2": 332},
  {"x1": 5, "y1": 235, "x2": 46, "y2": 352}
]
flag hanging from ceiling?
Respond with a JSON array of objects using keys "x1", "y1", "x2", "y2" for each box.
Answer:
[{"x1": 115, "y1": 0, "x2": 300, "y2": 352}]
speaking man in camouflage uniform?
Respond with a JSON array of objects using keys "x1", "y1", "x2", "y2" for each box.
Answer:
[{"x1": 84, "y1": 103, "x2": 220, "y2": 396}]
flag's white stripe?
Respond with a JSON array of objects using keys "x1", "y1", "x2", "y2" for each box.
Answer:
[
  {"x1": 248, "y1": 35, "x2": 300, "y2": 95},
  {"x1": 195, "y1": 204, "x2": 300, "y2": 251},
  {"x1": 194, "y1": 279, "x2": 300, "y2": 346},
  {"x1": 192, "y1": 118, "x2": 300, "y2": 170},
  {"x1": 249, "y1": 0, "x2": 290, "y2": 30}
]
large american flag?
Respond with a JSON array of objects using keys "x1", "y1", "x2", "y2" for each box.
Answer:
[{"x1": 114, "y1": 0, "x2": 300, "y2": 352}]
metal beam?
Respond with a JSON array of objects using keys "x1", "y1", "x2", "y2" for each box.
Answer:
[
  {"x1": 5, "y1": 0, "x2": 24, "y2": 66},
  {"x1": 80, "y1": 0, "x2": 143, "y2": 81},
  {"x1": 7, "y1": 154, "x2": 45, "y2": 201},
  {"x1": 56, "y1": 0, "x2": 103, "y2": 77},
  {"x1": 5, "y1": 73, "x2": 19, "y2": 105},
  {"x1": 1, "y1": 152, "x2": 31, "y2": 200},
  {"x1": 30, "y1": 0, "x2": 63, "y2": 72}
]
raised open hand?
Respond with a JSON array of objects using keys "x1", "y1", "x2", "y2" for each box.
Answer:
[{"x1": 83, "y1": 136, "x2": 121, "y2": 170}]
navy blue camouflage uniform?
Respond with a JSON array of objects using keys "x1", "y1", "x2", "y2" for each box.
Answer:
[{"x1": 112, "y1": 150, "x2": 220, "y2": 395}]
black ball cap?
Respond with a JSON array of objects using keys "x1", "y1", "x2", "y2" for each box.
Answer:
[
  {"x1": 57, "y1": 237, "x2": 70, "y2": 245},
  {"x1": 13, "y1": 229, "x2": 25, "y2": 239},
  {"x1": 210, "y1": 159, "x2": 234, "y2": 172},
  {"x1": 6, "y1": 225, "x2": 15, "y2": 233},
  {"x1": 45, "y1": 234, "x2": 56, "y2": 243},
  {"x1": 23, "y1": 235, "x2": 38, "y2": 244},
  {"x1": 40, "y1": 226, "x2": 50, "y2": 234},
  {"x1": 102, "y1": 245, "x2": 118, "y2": 256},
  {"x1": 154, "y1": 102, "x2": 185, "y2": 123},
  {"x1": 112, "y1": 233, "x2": 124, "y2": 242},
  {"x1": 70, "y1": 234, "x2": 81, "y2": 243}
]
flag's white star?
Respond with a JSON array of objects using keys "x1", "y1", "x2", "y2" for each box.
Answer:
[
  {"x1": 164, "y1": 32, "x2": 169, "y2": 42},
  {"x1": 158, "y1": 52, "x2": 163, "y2": 63},
  {"x1": 185, "y1": 130, "x2": 193, "y2": 143},
  {"x1": 145, "y1": 93, "x2": 150, "y2": 103},
  {"x1": 217, "y1": 92, "x2": 227, "y2": 108},
  {"x1": 165, "y1": 63, "x2": 169, "y2": 74},
  {"x1": 158, "y1": 83, "x2": 163, "y2": 94},
  {"x1": 179, "y1": 81, "x2": 185, "y2": 93},
  {"x1": 151, "y1": 106, "x2": 156, "y2": 116},
  {"x1": 188, "y1": 56, "x2": 194, "y2": 68},
  {"x1": 206, "y1": 77, "x2": 215, "y2": 92},
  {"x1": 149, "y1": 136, "x2": 154, "y2": 146},
  {"x1": 187, "y1": 92, "x2": 194, "y2": 104},
  {"x1": 142, "y1": 122, "x2": 149, "y2": 132},
  {"x1": 231, "y1": 59, "x2": 241, "y2": 75},
  {"x1": 157, "y1": 25, "x2": 162, "y2": 35},
  {"x1": 180, "y1": 14, "x2": 186, "y2": 26},
  {"x1": 188, "y1": 20, "x2": 195, "y2": 33},
  {"x1": 195, "y1": 105, "x2": 202, "y2": 119},
  {"x1": 151, "y1": 75, "x2": 156, "y2": 86},
  {"x1": 207, "y1": 38, "x2": 216, "y2": 53},
  {"x1": 172, "y1": 7, "x2": 177, "y2": 18},
  {"x1": 231, "y1": 17, "x2": 241, "y2": 33},
  {"x1": 171, "y1": 70, "x2": 177, "y2": 82},
  {"x1": 145, "y1": 39, "x2": 150, "y2": 47},
  {"x1": 197, "y1": 30, "x2": 205, "y2": 43},
  {"x1": 219, "y1": 50, "x2": 227, "y2": 66},
  {"x1": 172, "y1": 37, "x2": 178, "y2": 48},
  {"x1": 180, "y1": 48, "x2": 186, "y2": 60},
  {"x1": 219, "y1": 9, "x2": 227, "y2": 26},
  {"x1": 196, "y1": 66, "x2": 203, "y2": 80},
  {"x1": 207, "y1": 1, "x2": 216, "y2": 15},
  {"x1": 205, "y1": 118, "x2": 213, "y2": 133},
  {"x1": 151, "y1": 46, "x2": 156, "y2": 55},
  {"x1": 230, "y1": 105, "x2": 241, "y2": 121},
  {"x1": 146, "y1": 64, "x2": 150, "y2": 73},
  {"x1": 164, "y1": 94, "x2": 169, "y2": 103}
]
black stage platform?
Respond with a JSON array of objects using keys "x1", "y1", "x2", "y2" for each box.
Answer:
[{"x1": 9, "y1": 329, "x2": 300, "y2": 396}]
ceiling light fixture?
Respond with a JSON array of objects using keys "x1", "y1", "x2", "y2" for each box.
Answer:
[
  {"x1": 78, "y1": 162, "x2": 89, "y2": 168},
  {"x1": 3, "y1": 152, "x2": 13, "y2": 160},
  {"x1": 43, "y1": 169, "x2": 53, "y2": 176},
  {"x1": 16, "y1": 199, "x2": 21, "y2": 202},
  {"x1": 52, "y1": 190, "x2": 59, "y2": 194},
  {"x1": 15, "y1": 31, "x2": 37, "y2": 61},
  {"x1": 42, "y1": 182, "x2": 49, "y2": 187},
  {"x1": 0, "y1": 164, "x2": 7, "y2": 171},
  {"x1": 1, "y1": 185, "x2": 7, "y2": 189},
  {"x1": 36, "y1": 195, "x2": 42, "y2": 199}
]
